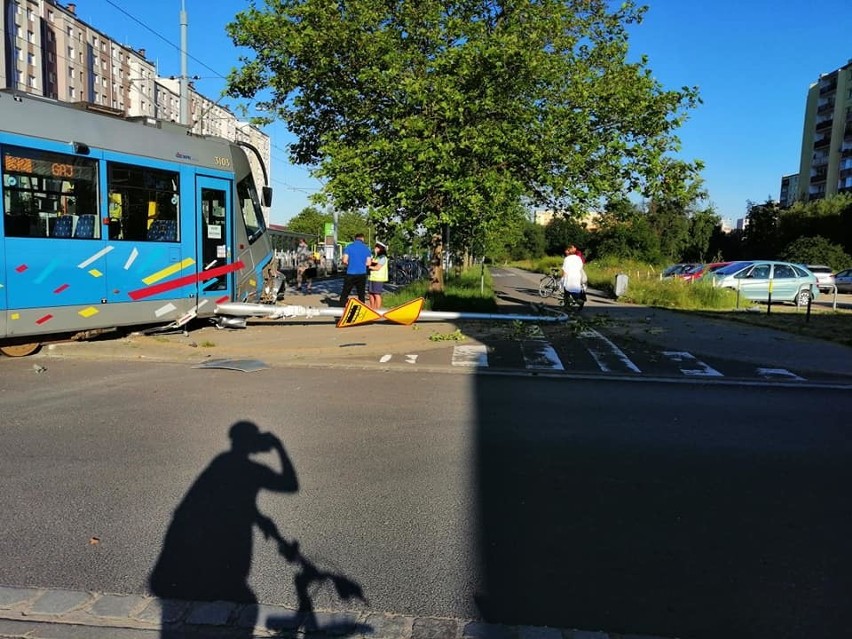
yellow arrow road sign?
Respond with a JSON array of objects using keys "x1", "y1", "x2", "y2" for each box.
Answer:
[
  {"x1": 336, "y1": 297, "x2": 426, "y2": 327},
  {"x1": 382, "y1": 297, "x2": 424, "y2": 325},
  {"x1": 336, "y1": 298, "x2": 383, "y2": 327}
]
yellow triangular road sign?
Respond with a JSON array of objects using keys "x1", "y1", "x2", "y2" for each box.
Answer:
[
  {"x1": 337, "y1": 298, "x2": 383, "y2": 328},
  {"x1": 382, "y1": 297, "x2": 425, "y2": 325}
]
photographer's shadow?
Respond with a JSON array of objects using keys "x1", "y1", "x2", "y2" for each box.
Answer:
[
  {"x1": 150, "y1": 421, "x2": 297, "y2": 637},
  {"x1": 149, "y1": 420, "x2": 370, "y2": 638}
]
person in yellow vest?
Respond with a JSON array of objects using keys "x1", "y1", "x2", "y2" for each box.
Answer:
[{"x1": 367, "y1": 241, "x2": 389, "y2": 310}]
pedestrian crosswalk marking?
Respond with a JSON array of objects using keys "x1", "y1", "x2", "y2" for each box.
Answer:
[
  {"x1": 662, "y1": 351, "x2": 722, "y2": 377},
  {"x1": 579, "y1": 328, "x2": 642, "y2": 373},
  {"x1": 368, "y1": 335, "x2": 810, "y2": 383},
  {"x1": 520, "y1": 341, "x2": 565, "y2": 370},
  {"x1": 452, "y1": 344, "x2": 489, "y2": 367}
]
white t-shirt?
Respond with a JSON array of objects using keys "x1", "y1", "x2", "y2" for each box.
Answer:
[{"x1": 562, "y1": 254, "x2": 585, "y2": 293}]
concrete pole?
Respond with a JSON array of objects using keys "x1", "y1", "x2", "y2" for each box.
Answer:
[{"x1": 179, "y1": 0, "x2": 189, "y2": 125}]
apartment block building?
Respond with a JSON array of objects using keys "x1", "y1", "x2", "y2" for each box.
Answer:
[
  {"x1": 1, "y1": 0, "x2": 271, "y2": 218},
  {"x1": 796, "y1": 59, "x2": 852, "y2": 202}
]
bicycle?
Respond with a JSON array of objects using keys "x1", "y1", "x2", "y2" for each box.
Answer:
[{"x1": 538, "y1": 268, "x2": 562, "y2": 298}]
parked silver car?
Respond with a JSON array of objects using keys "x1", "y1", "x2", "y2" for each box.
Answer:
[{"x1": 711, "y1": 261, "x2": 819, "y2": 306}]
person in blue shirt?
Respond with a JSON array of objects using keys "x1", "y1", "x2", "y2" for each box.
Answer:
[{"x1": 339, "y1": 233, "x2": 372, "y2": 305}]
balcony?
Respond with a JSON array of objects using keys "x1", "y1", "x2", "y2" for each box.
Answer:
[
  {"x1": 810, "y1": 173, "x2": 827, "y2": 183},
  {"x1": 819, "y1": 81, "x2": 837, "y2": 95},
  {"x1": 816, "y1": 118, "x2": 833, "y2": 131},
  {"x1": 817, "y1": 102, "x2": 834, "y2": 114},
  {"x1": 814, "y1": 137, "x2": 831, "y2": 148}
]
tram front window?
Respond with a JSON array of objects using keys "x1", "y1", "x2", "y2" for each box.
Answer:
[{"x1": 236, "y1": 175, "x2": 267, "y2": 244}]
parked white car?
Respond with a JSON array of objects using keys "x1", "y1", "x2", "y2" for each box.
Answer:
[{"x1": 805, "y1": 265, "x2": 836, "y2": 293}]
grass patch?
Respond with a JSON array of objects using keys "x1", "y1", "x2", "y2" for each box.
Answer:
[
  {"x1": 617, "y1": 278, "x2": 742, "y2": 310},
  {"x1": 382, "y1": 267, "x2": 498, "y2": 313}
]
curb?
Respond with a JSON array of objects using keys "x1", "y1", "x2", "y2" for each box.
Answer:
[{"x1": 0, "y1": 586, "x2": 676, "y2": 639}]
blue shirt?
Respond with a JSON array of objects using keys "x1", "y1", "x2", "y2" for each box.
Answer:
[{"x1": 343, "y1": 239, "x2": 372, "y2": 275}]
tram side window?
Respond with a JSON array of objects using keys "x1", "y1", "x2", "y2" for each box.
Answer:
[
  {"x1": 107, "y1": 162, "x2": 180, "y2": 242},
  {"x1": 2, "y1": 145, "x2": 99, "y2": 238},
  {"x1": 236, "y1": 175, "x2": 266, "y2": 244}
]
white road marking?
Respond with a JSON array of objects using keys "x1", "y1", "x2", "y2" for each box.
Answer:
[
  {"x1": 452, "y1": 344, "x2": 489, "y2": 367},
  {"x1": 662, "y1": 351, "x2": 723, "y2": 377},
  {"x1": 520, "y1": 341, "x2": 565, "y2": 370},
  {"x1": 579, "y1": 329, "x2": 642, "y2": 373},
  {"x1": 519, "y1": 324, "x2": 564, "y2": 370},
  {"x1": 379, "y1": 354, "x2": 393, "y2": 363},
  {"x1": 405, "y1": 354, "x2": 418, "y2": 364},
  {"x1": 755, "y1": 367, "x2": 805, "y2": 381}
]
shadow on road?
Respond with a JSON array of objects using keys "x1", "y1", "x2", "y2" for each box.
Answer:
[
  {"x1": 472, "y1": 377, "x2": 852, "y2": 638},
  {"x1": 149, "y1": 420, "x2": 369, "y2": 638}
]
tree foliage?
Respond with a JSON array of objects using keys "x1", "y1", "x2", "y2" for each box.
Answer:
[
  {"x1": 779, "y1": 193, "x2": 852, "y2": 256},
  {"x1": 284, "y1": 207, "x2": 369, "y2": 244},
  {"x1": 544, "y1": 215, "x2": 591, "y2": 256},
  {"x1": 285, "y1": 206, "x2": 328, "y2": 237},
  {"x1": 742, "y1": 199, "x2": 781, "y2": 259},
  {"x1": 780, "y1": 236, "x2": 851, "y2": 271},
  {"x1": 227, "y1": 0, "x2": 702, "y2": 241}
]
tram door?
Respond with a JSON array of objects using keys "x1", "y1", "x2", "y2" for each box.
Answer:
[{"x1": 196, "y1": 177, "x2": 232, "y2": 300}]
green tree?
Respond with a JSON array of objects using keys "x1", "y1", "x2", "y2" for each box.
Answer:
[
  {"x1": 780, "y1": 193, "x2": 852, "y2": 255},
  {"x1": 780, "y1": 236, "x2": 851, "y2": 271},
  {"x1": 742, "y1": 199, "x2": 781, "y2": 258},
  {"x1": 544, "y1": 215, "x2": 590, "y2": 256},
  {"x1": 682, "y1": 208, "x2": 721, "y2": 262},
  {"x1": 285, "y1": 206, "x2": 329, "y2": 237},
  {"x1": 226, "y1": 0, "x2": 702, "y2": 289},
  {"x1": 591, "y1": 215, "x2": 660, "y2": 263}
]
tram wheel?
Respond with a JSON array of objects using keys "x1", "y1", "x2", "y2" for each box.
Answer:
[{"x1": 0, "y1": 342, "x2": 41, "y2": 357}]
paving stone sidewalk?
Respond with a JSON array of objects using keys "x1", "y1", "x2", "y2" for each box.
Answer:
[{"x1": 0, "y1": 586, "x2": 674, "y2": 639}]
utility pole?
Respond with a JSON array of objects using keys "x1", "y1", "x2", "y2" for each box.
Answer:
[{"x1": 179, "y1": 0, "x2": 189, "y2": 125}]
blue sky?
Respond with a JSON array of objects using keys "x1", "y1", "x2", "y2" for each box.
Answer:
[{"x1": 84, "y1": 0, "x2": 852, "y2": 226}]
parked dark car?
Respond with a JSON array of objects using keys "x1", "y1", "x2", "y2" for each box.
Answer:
[
  {"x1": 834, "y1": 268, "x2": 852, "y2": 293},
  {"x1": 662, "y1": 263, "x2": 700, "y2": 278}
]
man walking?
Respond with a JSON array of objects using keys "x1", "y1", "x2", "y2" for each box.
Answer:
[{"x1": 339, "y1": 233, "x2": 372, "y2": 305}]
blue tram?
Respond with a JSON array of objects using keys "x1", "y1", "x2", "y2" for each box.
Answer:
[{"x1": 0, "y1": 91, "x2": 275, "y2": 356}]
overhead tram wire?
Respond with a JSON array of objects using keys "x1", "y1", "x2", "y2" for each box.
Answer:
[{"x1": 102, "y1": 0, "x2": 227, "y2": 82}]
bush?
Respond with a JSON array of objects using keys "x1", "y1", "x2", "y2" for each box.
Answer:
[{"x1": 780, "y1": 236, "x2": 851, "y2": 271}]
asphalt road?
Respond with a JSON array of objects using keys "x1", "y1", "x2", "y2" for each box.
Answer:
[{"x1": 1, "y1": 357, "x2": 850, "y2": 639}]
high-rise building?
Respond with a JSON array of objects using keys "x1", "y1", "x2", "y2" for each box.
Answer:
[
  {"x1": 779, "y1": 173, "x2": 799, "y2": 208},
  {"x1": 796, "y1": 60, "x2": 852, "y2": 202},
  {"x1": 1, "y1": 0, "x2": 271, "y2": 219}
]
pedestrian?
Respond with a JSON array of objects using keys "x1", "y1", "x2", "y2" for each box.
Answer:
[
  {"x1": 367, "y1": 241, "x2": 389, "y2": 309},
  {"x1": 295, "y1": 239, "x2": 312, "y2": 294},
  {"x1": 339, "y1": 233, "x2": 372, "y2": 305},
  {"x1": 562, "y1": 245, "x2": 587, "y2": 310}
]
